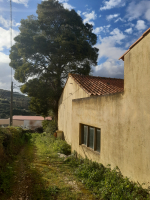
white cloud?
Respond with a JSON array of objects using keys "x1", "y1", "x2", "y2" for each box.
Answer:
[
  {"x1": 95, "y1": 28, "x2": 126, "y2": 61},
  {"x1": 93, "y1": 25, "x2": 110, "y2": 34},
  {"x1": 0, "y1": 53, "x2": 20, "y2": 91},
  {"x1": 0, "y1": 52, "x2": 10, "y2": 63},
  {"x1": 135, "y1": 20, "x2": 147, "y2": 31},
  {"x1": 99, "y1": 15, "x2": 102, "y2": 18},
  {"x1": 93, "y1": 28, "x2": 126, "y2": 79},
  {"x1": 63, "y1": 3, "x2": 74, "y2": 10},
  {"x1": 100, "y1": 0, "x2": 124, "y2": 10},
  {"x1": 58, "y1": 0, "x2": 69, "y2": 2},
  {"x1": 42, "y1": 0, "x2": 74, "y2": 10},
  {"x1": 0, "y1": 15, "x2": 21, "y2": 29},
  {"x1": 93, "y1": 59, "x2": 124, "y2": 79},
  {"x1": 0, "y1": 27, "x2": 19, "y2": 51},
  {"x1": 126, "y1": 1, "x2": 150, "y2": 21},
  {"x1": 12, "y1": 0, "x2": 29, "y2": 7},
  {"x1": 114, "y1": 17, "x2": 126, "y2": 23},
  {"x1": 83, "y1": 11, "x2": 97, "y2": 25},
  {"x1": 106, "y1": 14, "x2": 119, "y2": 20},
  {"x1": 77, "y1": 10, "x2": 81, "y2": 16},
  {"x1": 124, "y1": 27, "x2": 133, "y2": 34},
  {"x1": 93, "y1": 27, "x2": 104, "y2": 34},
  {"x1": 145, "y1": 8, "x2": 150, "y2": 21},
  {"x1": 125, "y1": 38, "x2": 135, "y2": 48},
  {"x1": 0, "y1": 16, "x2": 9, "y2": 29},
  {"x1": 57, "y1": 0, "x2": 74, "y2": 10}
]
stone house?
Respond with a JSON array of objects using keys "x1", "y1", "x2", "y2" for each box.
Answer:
[{"x1": 58, "y1": 27, "x2": 150, "y2": 186}]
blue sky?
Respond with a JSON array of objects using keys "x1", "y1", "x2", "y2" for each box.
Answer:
[{"x1": 0, "y1": 0, "x2": 150, "y2": 91}]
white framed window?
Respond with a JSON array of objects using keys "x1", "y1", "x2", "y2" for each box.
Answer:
[{"x1": 80, "y1": 124, "x2": 101, "y2": 153}]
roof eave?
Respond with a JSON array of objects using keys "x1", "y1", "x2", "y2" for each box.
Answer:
[{"x1": 119, "y1": 27, "x2": 150, "y2": 61}]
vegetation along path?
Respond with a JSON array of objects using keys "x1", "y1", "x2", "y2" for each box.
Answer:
[{"x1": 2, "y1": 133, "x2": 97, "y2": 200}]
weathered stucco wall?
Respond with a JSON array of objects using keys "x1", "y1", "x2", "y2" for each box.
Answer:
[
  {"x1": 58, "y1": 76, "x2": 90, "y2": 144},
  {"x1": 13, "y1": 120, "x2": 24, "y2": 126},
  {"x1": 24, "y1": 120, "x2": 42, "y2": 129},
  {"x1": 0, "y1": 119, "x2": 9, "y2": 125},
  {"x1": 71, "y1": 32, "x2": 150, "y2": 186}
]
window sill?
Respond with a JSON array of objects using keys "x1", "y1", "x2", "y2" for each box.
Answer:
[{"x1": 80, "y1": 144, "x2": 100, "y2": 155}]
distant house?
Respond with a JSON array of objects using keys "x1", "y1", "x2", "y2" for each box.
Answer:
[
  {"x1": 58, "y1": 27, "x2": 150, "y2": 187},
  {"x1": 0, "y1": 116, "x2": 52, "y2": 129},
  {"x1": 0, "y1": 119, "x2": 9, "y2": 127},
  {"x1": 13, "y1": 116, "x2": 52, "y2": 129}
]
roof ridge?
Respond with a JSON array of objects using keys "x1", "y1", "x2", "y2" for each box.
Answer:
[{"x1": 69, "y1": 73, "x2": 124, "y2": 80}]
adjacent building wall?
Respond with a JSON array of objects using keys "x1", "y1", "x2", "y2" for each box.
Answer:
[
  {"x1": 13, "y1": 120, "x2": 24, "y2": 127},
  {"x1": 0, "y1": 119, "x2": 44, "y2": 129},
  {"x1": 71, "y1": 32, "x2": 150, "y2": 186},
  {"x1": 24, "y1": 120, "x2": 42, "y2": 129},
  {"x1": 58, "y1": 76, "x2": 90, "y2": 144},
  {"x1": 0, "y1": 119, "x2": 9, "y2": 126}
]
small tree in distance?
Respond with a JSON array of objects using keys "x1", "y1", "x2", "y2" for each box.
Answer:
[{"x1": 9, "y1": 0, "x2": 99, "y2": 120}]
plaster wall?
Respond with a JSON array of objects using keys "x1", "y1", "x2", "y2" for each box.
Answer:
[
  {"x1": 24, "y1": 120, "x2": 42, "y2": 129},
  {"x1": 0, "y1": 119, "x2": 9, "y2": 125},
  {"x1": 13, "y1": 120, "x2": 24, "y2": 126},
  {"x1": 58, "y1": 76, "x2": 90, "y2": 144},
  {"x1": 71, "y1": 32, "x2": 150, "y2": 186}
]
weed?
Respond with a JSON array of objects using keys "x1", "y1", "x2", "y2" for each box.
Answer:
[
  {"x1": 0, "y1": 127, "x2": 31, "y2": 194},
  {"x1": 0, "y1": 163, "x2": 14, "y2": 194},
  {"x1": 65, "y1": 156, "x2": 150, "y2": 200},
  {"x1": 33, "y1": 133, "x2": 71, "y2": 155},
  {"x1": 42, "y1": 120, "x2": 57, "y2": 135}
]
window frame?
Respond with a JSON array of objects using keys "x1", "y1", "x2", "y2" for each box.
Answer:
[{"x1": 79, "y1": 123, "x2": 101, "y2": 153}]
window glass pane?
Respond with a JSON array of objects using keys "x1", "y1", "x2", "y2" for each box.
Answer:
[
  {"x1": 96, "y1": 129, "x2": 101, "y2": 152},
  {"x1": 89, "y1": 127, "x2": 94, "y2": 149},
  {"x1": 83, "y1": 125, "x2": 88, "y2": 145}
]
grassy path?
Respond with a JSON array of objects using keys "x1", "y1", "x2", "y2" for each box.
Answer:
[{"x1": 1, "y1": 136, "x2": 97, "y2": 200}]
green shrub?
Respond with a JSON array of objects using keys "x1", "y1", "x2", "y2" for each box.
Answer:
[
  {"x1": 52, "y1": 138, "x2": 71, "y2": 155},
  {"x1": 0, "y1": 163, "x2": 14, "y2": 193},
  {"x1": 33, "y1": 133, "x2": 71, "y2": 155},
  {"x1": 45, "y1": 120, "x2": 58, "y2": 135},
  {"x1": 42, "y1": 120, "x2": 50, "y2": 131},
  {"x1": 65, "y1": 156, "x2": 150, "y2": 200},
  {"x1": 0, "y1": 127, "x2": 30, "y2": 194}
]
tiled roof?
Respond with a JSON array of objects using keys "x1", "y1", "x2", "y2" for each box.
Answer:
[
  {"x1": 69, "y1": 73, "x2": 124, "y2": 96},
  {"x1": 13, "y1": 116, "x2": 52, "y2": 121},
  {"x1": 119, "y1": 27, "x2": 150, "y2": 61}
]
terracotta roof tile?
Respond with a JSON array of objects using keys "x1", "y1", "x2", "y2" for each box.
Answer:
[
  {"x1": 13, "y1": 116, "x2": 52, "y2": 121},
  {"x1": 69, "y1": 74, "x2": 124, "y2": 96},
  {"x1": 119, "y1": 27, "x2": 150, "y2": 61}
]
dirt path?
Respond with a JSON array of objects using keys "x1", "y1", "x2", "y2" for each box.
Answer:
[
  {"x1": 7, "y1": 144, "x2": 36, "y2": 200},
  {"x1": 2, "y1": 142, "x2": 97, "y2": 200}
]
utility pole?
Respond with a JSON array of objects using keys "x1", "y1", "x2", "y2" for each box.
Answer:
[
  {"x1": 10, "y1": 0, "x2": 13, "y2": 126},
  {"x1": 10, "y1": 82, "x2": 13, "y2": 126}
]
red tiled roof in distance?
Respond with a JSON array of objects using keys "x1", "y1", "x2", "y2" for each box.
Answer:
[
  {"x1": 69, "y1": 74, "x2": 124, "y2": 96},
  {"x1": 119, "y1": 27, "x2": 150, "y2": 61},
  {"x1": 13, "y1": 116, "x2": 52, "y2": 121}
]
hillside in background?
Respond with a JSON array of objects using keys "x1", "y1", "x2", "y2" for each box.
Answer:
[{"x1": 0, "y1": 89, "x2": 36, "y2": 119}]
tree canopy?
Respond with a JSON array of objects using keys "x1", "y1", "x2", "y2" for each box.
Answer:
[{"x1": 9, "y1": 0, "x2": 99, "y2": 118}]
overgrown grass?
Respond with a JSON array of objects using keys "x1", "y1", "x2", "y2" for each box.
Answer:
[
  {"x1": 32, "y1": 133, "x2": 71, "y2": 155},
  {"x1": 0, "y1": 127, "x2": 30, "y2": 194},
  {"x1": 42, "y1": 119, "x2": 57, "y2": 134},
  {"x1": 65, "y1": 156, "x2": 150, "y2": 200},
  {"x1": 2, "y1": 131, "x2": 149, "y2": 200},
  {"x1": 31, "y1": 133, "x2": 150, "y2": 199},
  {"x1": 29, "y1": 133, "x2": 95, "y2": 200}
]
